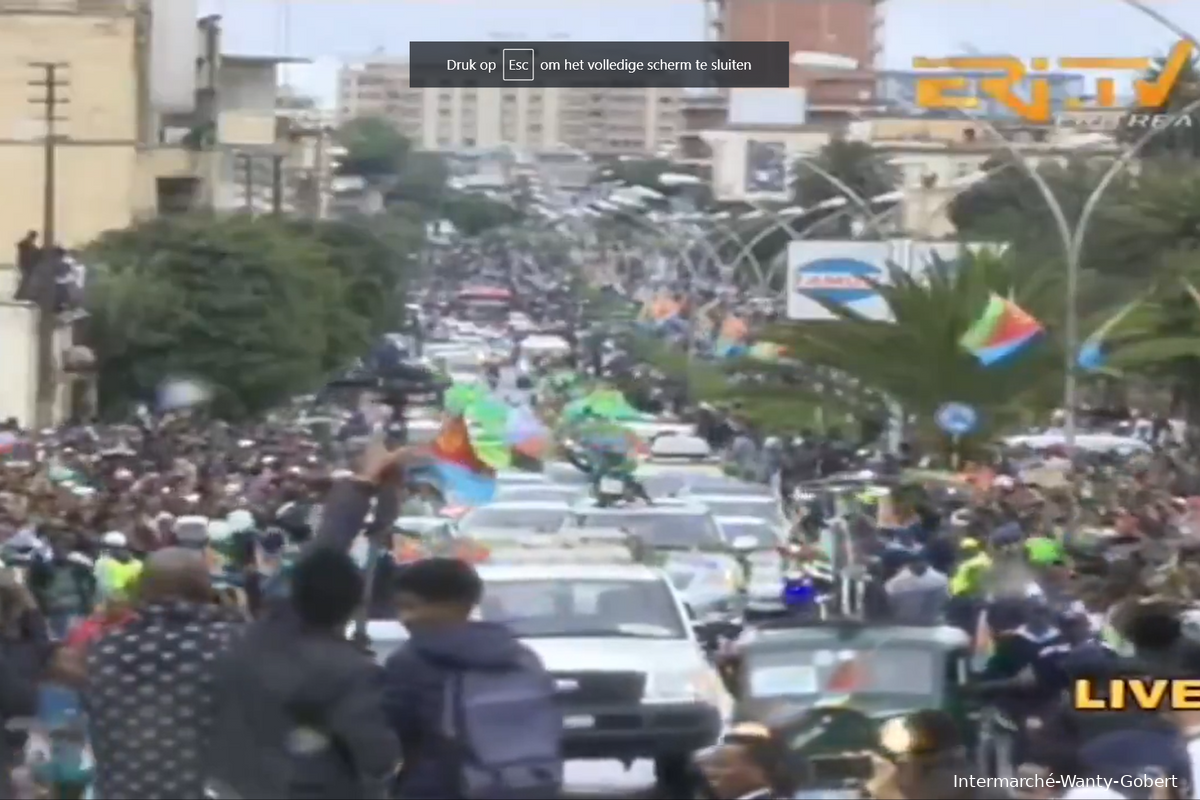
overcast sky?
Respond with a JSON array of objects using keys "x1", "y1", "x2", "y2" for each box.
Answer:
[{"x1": 196, "y1": 0, "x2": 1200, "y2": 107}]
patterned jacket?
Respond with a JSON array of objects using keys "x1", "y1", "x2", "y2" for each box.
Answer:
[{"x1": 84, "y1": 601, "x2": 241, "y2": 799}]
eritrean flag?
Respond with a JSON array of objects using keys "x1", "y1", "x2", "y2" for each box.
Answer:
[
  {"x1": 960, "y1": 293, "x2": 1044, "y2": 366},
  {"x1": 429, "y1": 416, "x2": 496, "y2": 505}
]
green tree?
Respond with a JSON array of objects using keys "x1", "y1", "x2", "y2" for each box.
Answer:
[
  {"x1": 758, "y1": 251, "x2": 1065, "y2": 446},
  {"x1": 386, "y1": 150, "x2": 450, "y2": 209},
  {"x1": 441, "y1": 192, "x2": 523, "y2": 237},
  {"x1": 1089, "y1": 251, "x2": 1200, "y2": 429},
  {"x1": 336, "y1": 116, "x2": 410, "y2": 180},
  {"x1": 1117, "y1": 49, "x2": 1200, "y2": 158},
  {"x1": 949, "y1": 156, "x2": 1200, "y2": 300},
  {"x1": 84, "y1": 215, "x2": 397, "y2": 418},
  {"x1": 791, "y1": 137, "x2": 898, "y2": 237},
  {"x1": 337, "y1": 116, "x2": 451, "y2": 211},
  {"x1": 285, "y1": 216, "x2": 418, "y2": 343}
]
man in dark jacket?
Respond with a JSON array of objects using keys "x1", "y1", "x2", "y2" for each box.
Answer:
[
  {"x1": 204, "y1": 440, "x2": 415, "y2": 799},
  {"x1": 382, "y1": 557, "x2": 540, "y2": 799},
  {"x1": 205, "y1": 546, "x2": 399, "y2": 800}
]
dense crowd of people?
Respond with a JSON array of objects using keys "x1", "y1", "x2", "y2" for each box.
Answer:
[{"x1": 1, "y1": 251, "x2": 1200, "y2": 800}]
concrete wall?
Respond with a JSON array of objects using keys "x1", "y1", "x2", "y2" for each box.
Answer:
[
  {"x1": 0, "y1": 264, "x2": 38, "y2": 425},
  {"x1": 0, "y1": 12, "x2": 141, "y2": 247}
]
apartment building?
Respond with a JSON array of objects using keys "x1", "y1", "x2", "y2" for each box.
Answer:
[
  {"x1": 337, "y1": 60, "x2": 684, "y2": 157},
  {"x1": 705, "y1": 0, "x2": 881, "y2": 105}
]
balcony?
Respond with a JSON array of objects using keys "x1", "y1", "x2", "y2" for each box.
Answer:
[{"x1": 217, "y1": 110, "x2": 278, "y2": 148}]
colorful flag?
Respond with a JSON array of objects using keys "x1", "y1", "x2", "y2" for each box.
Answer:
[
  {"x1": 651, "y1": 294, "x2": 682, "y2": 322},
  {"x1": 505, "y1": 406, "x2": 551, "y2": 460},
  {"x1": 960, "y1": 293, "x2": 1044, "y2": 365},
  {"x1": 1078, "y1": 296, "x2": 1143, "y2": 371},
  {"x1": 429, "y1": 416, "x2": 496, "y2": 505},
  {"x1": 825, "y1": 655, "x2": 866, "y2": 693},
  {"x1": 715, "y1": 315, "x2": 750, "y2": 358},
  {"x1": 972, "y1": 610, "x2": 995, "y2": 666}
]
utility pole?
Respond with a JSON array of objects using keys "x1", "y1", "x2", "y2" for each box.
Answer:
[
  {"x1": 270, "y1": 154, "x2": 284, "y2": 215},
  {"x1": 240, "y1": 153, "x2": 254, "y2": 212},
  {"x1": 29, "y1": 62, "x2": 68, "y2": 429}
]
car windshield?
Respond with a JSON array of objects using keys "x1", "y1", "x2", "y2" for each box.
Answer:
[
  {"x1": 460, "y1": 507, "x2": 567, "y2": 533},
  {"x1": 571, "y1": 510, "x2": 723, "y2": 549},
  {"x1": 481, "y1": 579, "x2": 687, "y2": 638},
  {"x1": 700, "y1": 499, "x2": 784, "y2": 526},
  {"x1": 719, "y1": 520, "x2": 779, "y2": 550},
  {"x1": 745, "y1": 646, "x2": 939, "y2": 698}
]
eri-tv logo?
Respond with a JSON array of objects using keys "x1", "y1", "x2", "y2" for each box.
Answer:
[{"x1": 912, "y1": 40, "x2": 1195, "y2": 130}]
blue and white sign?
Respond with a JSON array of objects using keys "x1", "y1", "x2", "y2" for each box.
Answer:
[
  {"x1": 786, "y1": 241, "x2": 894, "y2": 321},
  {"x1": 935, "y1": 402, "x2": 978, "y2": 436}
]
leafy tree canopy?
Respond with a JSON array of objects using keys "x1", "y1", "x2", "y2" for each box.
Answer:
[
  {"x1": 84, "y1": 214, "x2": 418, "y2": 418},
  {"x1": 336, "y1": 116, "x2": 410, "y2": 180},
  {"x1": 791, "y1": 137, "x2": 899, "y2": 238}
]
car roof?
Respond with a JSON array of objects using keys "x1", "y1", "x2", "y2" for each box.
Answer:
[
  {"x1": 690, "y1": 493, "x2": 778, "y2": 503},
  {"x1": 467, "y1": 500, "x2": 571, "y2": 512},
  {"x1": 571, "y1": 497, "x2": 712, "y2": 514},
  {"x1": 715, "y1": 515, "x2": 775, "y2": 527},
  {"x1": 479, "y1": 563, "x2": 665, "y2": 582},
  {"x1": 496, "y1": 471, "x2": 551, "y2": 484},
  {"x1": 497, "y1": 483, "x2": 579, "y2": 494},
  {"x1": 394, "y1": 515, "x2": 449, "y2": 528},
  {"x1": 637, "y1": 462, "x2": 725, "y2": 476}
]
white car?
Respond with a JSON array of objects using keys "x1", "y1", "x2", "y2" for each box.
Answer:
[
  {"x1": 458, "y1": 500, "x2": 572, "y2": 536},
  {"x1": 479, "y1": 563, "x2": 730, "y2": 783},
  {"x1": 565, "y1": 498, "x2": 726, "y2": 551},
  {"x1": 687, "y1": 493, "x2": 787, "y2": 530}
]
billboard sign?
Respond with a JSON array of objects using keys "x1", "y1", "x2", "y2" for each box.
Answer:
[
  {"x1": 786, "y1": 240, "x2": 1007, "y2": 321},
  {"x1": 786, "y1": 241, "x2": 893, "y2": 322},
  {"x1": 912, "y1": 40, "x2": 1193, "y2": 125}
]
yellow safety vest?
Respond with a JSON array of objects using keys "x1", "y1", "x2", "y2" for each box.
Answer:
[{"x1": 950, "y1": 552, "x2": 992, "y2": 596}]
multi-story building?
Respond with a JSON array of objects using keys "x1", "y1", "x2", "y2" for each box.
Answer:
[
  {"x1": 0, "y1": 0, "x2": 309, "y2": 424},
  {"x1": 337, "y1": 60, "x2": 684, "y2": 158},
  {"x1": 710, "y1": 0, "x2": 881, "y2": 104}
]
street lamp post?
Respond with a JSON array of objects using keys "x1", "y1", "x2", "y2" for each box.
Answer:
[{"x1": 790, "y1": 50, "x2": 1200, "y2": 458}]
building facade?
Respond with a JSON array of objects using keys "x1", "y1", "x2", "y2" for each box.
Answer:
[
  {"x1": 715, "y1": 0, "x2": 881, "y2": 103},
  {"x1": 337, "y1": 60, "x2": 684, "y2": 158}
]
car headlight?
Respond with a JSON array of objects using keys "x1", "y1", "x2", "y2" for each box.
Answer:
[{"x1": 644, "y1": 667, "x2": 733, "y2": 718}]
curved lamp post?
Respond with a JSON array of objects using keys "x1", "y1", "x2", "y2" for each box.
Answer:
[{"x1": 792, "y1": 50, "x2": 1200, "y2": 454}]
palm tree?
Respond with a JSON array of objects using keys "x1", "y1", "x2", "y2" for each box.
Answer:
[
  {"x1": 1091, "y1": 251, "x2": 1200, "y2": 430},
  {"x1": 1117, "y1": 50, "x2": 1200, "y2": 157},
  {"x1": 791, "y1": 137, "x2": 898, "y2": 237},
  {"x1": 748, "y1": 250, "x2": 1065, "y2": 447}
]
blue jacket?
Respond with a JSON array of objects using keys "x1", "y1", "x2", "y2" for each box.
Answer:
[{"x1": 382, "y1": 621, "x2": 532, "y2": 799}]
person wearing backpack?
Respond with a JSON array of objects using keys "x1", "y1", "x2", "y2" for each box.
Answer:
[{"x1": 382, "y1": 558, "x2": 564, "y2": 800}]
